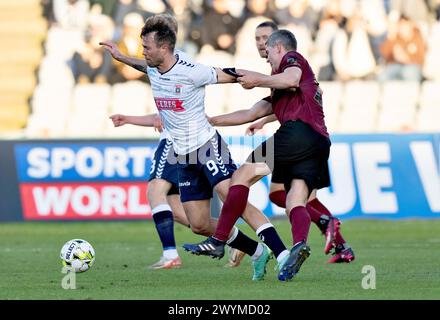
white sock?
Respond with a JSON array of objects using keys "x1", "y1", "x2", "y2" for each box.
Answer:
[
  {"x1": 163, "y1": 249, "x2": 178, "y2": 259},
  {"x1": 276, "y1": 250, "x2": 289, "y2": 263},
  {"x1": 152, "y1": 204, "x2": 172, "y2": 215},
  {"x1": 251, "y1": 243, "x2": 264, "y2": 261}
]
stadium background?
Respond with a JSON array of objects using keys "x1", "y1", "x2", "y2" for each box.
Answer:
[
  {"x1": 0, "y1": 0, "x2": 439, "y2": 302},
  {"x1": 0, "y1": 0, "x2": 438, "y2": 221}
]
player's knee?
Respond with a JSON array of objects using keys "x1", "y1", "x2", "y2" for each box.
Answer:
[
  {"x1": 286, "y1": 198, "x2": 308, "y2": 213},
  {"x1": 285, "y1": 181, "x2": 309, "y2": 211},
  {"x1": 307, "y1": 189, "x2": 317, "y2": 202},
  {"x1": 269, "y1": 183, "x2": 284, "y2": 194},
  {"x1": 147, "y1": 188, "x2": 164, "y2": 205},
  {"x1": 190, "y1": 223, "x2": 211, "y2": 236},
  {"x1": 231, "y1": 163, "x2": 258, "y2": 184},
  {"x1": 147, "y1": 180, "x2": 168, "y2": 203},
  {"x1": 173, "y1": 211, "x2": 188, "y2": 226}
]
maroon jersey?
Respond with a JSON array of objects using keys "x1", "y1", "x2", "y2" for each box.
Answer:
[{"x1": 271, "y1": 51, "x2": 329, "y2": 138}]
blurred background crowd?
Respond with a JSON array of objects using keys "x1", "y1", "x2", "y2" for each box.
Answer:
[{"x1": 1, "y1": 0, "x2": 440, "y2": 139}]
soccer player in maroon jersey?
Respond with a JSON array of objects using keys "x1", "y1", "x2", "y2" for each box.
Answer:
[
  {"x1": 184, "y1": 29, "x2": 354, "y2": 281},
  {"x1": 228, "y1": 21, "x2": 355, "y2": 265}
]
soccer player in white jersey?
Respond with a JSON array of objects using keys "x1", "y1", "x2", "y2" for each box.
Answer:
[
  {"x1": 109, "y1": 111, "x2": 190, "y2": 269},
  {"x1": 101, "y1": 14, "x2": 299, "y2": 281},
  {"x1": 107, "y1": 15, "x2": 196, "y2": 270}
]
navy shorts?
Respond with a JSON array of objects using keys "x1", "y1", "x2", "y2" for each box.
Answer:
[
  {"x1": 177, "y1": 132, "x2": 237, "y2": 202},
  {"x1": 148, "y1": 138, "x2": 179, "y2": 195}
]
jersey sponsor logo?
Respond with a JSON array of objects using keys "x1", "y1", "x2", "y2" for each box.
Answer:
[
  {"x1": 179, "y1": 181, "x2": 190, "y2": 187},
  {"x1": 154, "y1": 98, "x2": 185, "y2": 112},
  {"x1": 286, "y1": 57, "x2": 300, "y2": 68}
]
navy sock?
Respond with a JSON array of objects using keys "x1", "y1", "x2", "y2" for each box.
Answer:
[
  {"x1": 257, "y1": 224, "x2": 287, "y2": 258},
  {"x1": 152, "y1": 209, "x2": 176, "y2": 250},
  {"x1": 228, "y1": 230, "x2": 258, "y2": 256}
]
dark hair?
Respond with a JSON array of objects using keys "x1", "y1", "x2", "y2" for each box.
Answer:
[
  {"x1": 140, "y1": 15, "x2": 176, "y2": 51},
  {"x1": 266, "y1": 29, "x2": 297, "y2": 51},
  {"x1": 256, "y1": 21, "x2": 278, "y2": 31}
]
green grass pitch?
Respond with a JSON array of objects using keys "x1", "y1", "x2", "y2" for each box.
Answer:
[{"x1": 0, "y1": 219, "x2": 439, "y2": 300}]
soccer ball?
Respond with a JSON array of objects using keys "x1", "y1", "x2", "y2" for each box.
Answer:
[{"x1": 60, "y1": 239, "x2": 95, "y2": 273}]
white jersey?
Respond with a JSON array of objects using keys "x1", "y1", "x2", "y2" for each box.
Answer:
[
  {"x1": 158, "y1": 51, "x2": 188, "y2": 143},
  {"x1": 146, "y1": 52, "x2": 218, "y2": 155},
  {"x1": 159, "y1": 129, "x2": 171, "y2": 141}
]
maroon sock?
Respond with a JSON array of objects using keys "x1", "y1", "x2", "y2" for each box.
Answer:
[
  {"x1": 214, "y1": 185, "x2": 249, "y2": 242},
  {"x1": 269, "y1": 190, "x2": 286, "y2": 208},
  {"x1": 307, "y1": 199, "x2": 346, "y2": 245},
  {"x1": 289, "y1": 206, "x2": 311, "y2": 245},
  {"x1": 305, "y1": 203, "x2": 323, "y2": 225},
  {"x1": 306, "y1": 203, "x2": 330, "y2": 234},
  {"x1": 308, "y1": 198, "x2": 332, "y2": 217},
  {"x1": 334, "y1": 229, "x2": 346, "y2": 246}
]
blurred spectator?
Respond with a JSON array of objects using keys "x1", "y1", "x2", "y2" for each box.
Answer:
[
  {"x1": 383, "y1": 0, "x2": 392, "y2": 14},
  {"x1": 275, "y1": 0, "x2": 320, "y2": 37},
  {"x1": 379, "y1": 15, "x2": 425, "y2": 82},
  {"x1": 284, "y1": 23, "x2": 313, "y2": 57},
  {"x1": 422, "y1": 21, "x2": 440, "y2": 80},
  {"x1": 47, "y1": 0, "x2": 440, "y2": 85},
  {"x1": 69, "y1": 14, "x2": 114, "y2": 84},
  {"x1": 41, "y1": 0, "x2": 56, "y2": 27},
  {"x1": 313, "y1": 1, "x2": 343, "y2": 80},
  {"x1": 437, "y1": 2, "x2": 440, "y2": 20},
  {"x1": 427, "y1": 0, "x2": 440, "y2": 20},
  {"x1": 165, "y1": 0, "x2": 201, "y2": 55},
  {"x1": 225, "y1": 0, "x2": 246, "y2": 18},
  {"x1": 274, "y1": 0, "x2": 318, "y2": 58},
  {"x1": 388, "y1": 0, "x2": 429, "y2": 23},
  {"x1": 319, "y1": 0, "x2": 345, "y2": 24},
  {"x1": 360, "y1": 0, "x2": 388, "y2": 63},
  {"x1": 53, "y1": 0, "x2": 90, "y2": 31},
  {"x1": 332, "y1": 13, "x2": 376, "y2": 80},
  {"x1": 89, "y1": 0, "x2": 118, "y2": 17},
  {"x1": 110, "y1": 12, "x2": 147, "y2": 83},
  {"x1": 137, "y1": 0, "x2": 167, "y2": 18},
  {"x1": 200, "y1": 0, "x2": 243, "y2": 54},
  {"x1": 113, "y1": 0, "x2": 139, "y2": 26},
  {"x1": 242, "y1": 0, "x2": 277, "y2": 21}
]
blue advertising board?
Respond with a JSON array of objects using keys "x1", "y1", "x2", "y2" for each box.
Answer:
[
  {"x1": 226, "y1": 133, "x2": 440, "y2": 219},
  {"x1": 1, "y1": 133, "x2": 438, "y2": 221}
]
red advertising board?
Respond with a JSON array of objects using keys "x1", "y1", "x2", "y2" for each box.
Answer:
[{"x1": 20, "y1": 182, "x2": 151, "y2": 220}]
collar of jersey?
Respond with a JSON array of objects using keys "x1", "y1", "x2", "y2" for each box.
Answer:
[{"x1": 158, "y1": 54, "x2": 179, "y2": 75}]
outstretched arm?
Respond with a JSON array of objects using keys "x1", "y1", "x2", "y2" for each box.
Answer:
[
  {"x1": 245, "y1": 114, "x2": 278, "y2": 135},
  {"x1": 214, "y1": 68, "x2": 239, "y2": 84},
  {"x1": 237, "y1": 67, "x2": 301, "y2": 89},
  {"x1": 110, "y1": 114, "x2": 162, "y2": 131},
  {"x1": 209, "y1": 99, "x2": 273, "y2": 126},
  {"x1": 100, "y1": 41, "x2": 148, "y2": 73}
]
